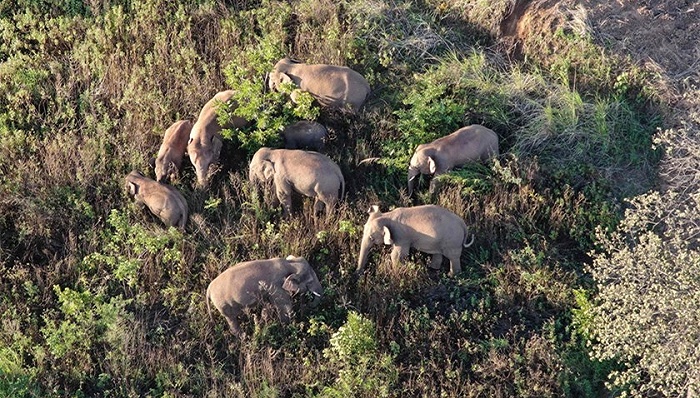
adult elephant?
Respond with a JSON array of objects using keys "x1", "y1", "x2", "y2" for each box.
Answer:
[
  {"x1": 408, "y1": 124, "x2": 499, "y2": 196},
  {"x1": 356, "y1": 205, "x2": 474, "y2": 277},
  {"x1": 187, "y1": 90, "x2": 249, "y2": 187},
  {"x1": 266, "y1": 57, "x2": 370, "y2": 112},
  {"x1": 248, "y1": 147, "x2": 345, "y2": 217},
  {"x1": 206, "y1": 255, "x2": 323, "y2": 335}
]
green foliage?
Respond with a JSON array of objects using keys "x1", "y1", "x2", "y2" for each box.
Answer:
[
  {"x1": 222, "y1": 33, "x2": 321, "y2": 154},
  {"x1": 83, "y1": 209, "x2": 182, "y2": 289},
  {"x1": 40, "y1": 285, "x2": 132, "y2": 384},
  {"x1": 321, "y1": 311, "x2": 398, "y2": 397}
]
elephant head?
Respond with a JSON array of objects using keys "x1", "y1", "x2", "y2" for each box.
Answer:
[
  {"x1": 267, "y1": 58, "x2": 296, "y2": 92},
  {"x1": 154, "y1": 119, "x2": 192, "y2": 183},
  {"x1": 248, "y1": 147, "x2": 275, "y2": 185},
  {"x1": 357, "y1": 205, "x2": 392, "y2": 274},
  {"x1": 188, "y1": 132, "x2": 222, "y2": 187},
  {"x1": 283, "y1": 255, "x2": 323, "y2": 307},
  {"x1": 407, "y1": 146, "x2": 436, "y2": 197}
]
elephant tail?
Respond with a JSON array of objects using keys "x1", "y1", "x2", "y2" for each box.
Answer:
[
  {"x1": 462, "y1": 225, "x2": 476, "y2": 248},
  {"x1": 338, "y1": 169, "x2": 346, "y2": 201},
  {"x1": 205, "y1": 284, "x2": 213, "y2": 323}
]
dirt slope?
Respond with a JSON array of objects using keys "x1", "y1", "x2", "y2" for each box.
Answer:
[{"x1": 503, "y1": 0, "x2": 699, "y2": 127}]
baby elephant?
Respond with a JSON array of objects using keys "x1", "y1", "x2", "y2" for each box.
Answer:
[
  {"x1": 248, "y1": 147, "x2": 345, "y2": 217},
  {"x1": 408, "y1": 124, "x2": 499, "y2": 196},
  {"x1": 152, "y1": 120, "x2": 192, "y2": 183},
  {"x1": 357, "y1": 205, "x2": 474, "y2": 277},
  {"x1": 206, "y1": 255, "x2": 323, "y2": 335},
  {"x1": 125, "y1": 171, "x2": 188, "y2": 228},
  {"x1": 282, "y1": 120, "x2": 328, "y2": 151},
  {"x1": 267, "y1": 57, "x2": 371, "y2": 112}
]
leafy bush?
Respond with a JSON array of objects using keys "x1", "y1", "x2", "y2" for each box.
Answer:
[
  {"x1": 321, "y1": 311, "x2": 398, "y2": 397},
  {"x1": 590, "y1": 190, "x2": 700, "y2": 397}
]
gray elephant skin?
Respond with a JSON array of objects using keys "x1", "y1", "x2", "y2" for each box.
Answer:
[
  {"x1": 267, "y1": 57, "x2": 370, "y2": 112},
  {"x1": 125, "y1": 170, "x2": 188, "y2": 229},
  {"x1": 357, "y1": 205, "x2": 475, "y2": 277},
  {"x1": 248, "y1": 147, "x2": 345, "y2": 217},
  {"x1": 282, "y1": 120, "x2": 328, "y2": 151},
  {"x1": 206, "y1": 255, "x2": 323, "y2": 335},
  {"x1": 187, "y1": 90, "x2": 249, "y2": 187},
  {"x1": 408, "y1": 124, "x2": 499, "y2": 196},
  {"x1": 153, "y1": 119, "x2": 192, "y2": 183}
]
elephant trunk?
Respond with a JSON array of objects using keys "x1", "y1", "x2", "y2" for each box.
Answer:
[
  {"x1": 195, "y1": 166, "x2": 208, "y2": 188},
  {"x1": 309, "y1": 289, "x2": 322, "y2": 308},
  {"x1": 407, "y1": 167, "x2": 420, "y2": 197},
  {"x1": 357, "y1": 237, "x2": 372, "y2": 274},
  {"x1": 248, "y1": 166, "x2": 255, "y2": 184}
]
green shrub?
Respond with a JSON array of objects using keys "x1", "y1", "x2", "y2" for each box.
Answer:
[{"x1": 321, "y1": 311, "x2": 398, "y2": 397}]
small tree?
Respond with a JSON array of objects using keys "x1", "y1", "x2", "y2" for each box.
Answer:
[{"x1": 590, "y1": 123, "x2": 700, "y2": 397}]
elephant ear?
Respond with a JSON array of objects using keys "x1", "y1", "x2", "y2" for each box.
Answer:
[
  {"x1": 428, "y1": 156, "x2": 437, "y2": 174},
  {"x1": 282, "y1": 274, "x2": 300, "y2": 295},
  {"x1": 382, "y1": 225, "x2": 394, "y2": 245},
  {"x1": 280, "y1": 72, "x2": 293, "y2": 85},
  {"x1": 262, "y1": 160, "x2": 275, "y2": 181},
  {"x1": 127, "y1": 181, "x2": 139, "y2": 196}
]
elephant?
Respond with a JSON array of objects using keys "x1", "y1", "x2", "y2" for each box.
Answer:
[
  {"x1": 281, "y1": 120, "x2": 328, "y2": 151},
  {"x1": 206, "y1": 255, "x2": 323, "y2": 335},
  {"x1": 408, "y1": 124, "x2": 499, "y2": 196},
  {"x1": 125, "y1": 170, "x2": 188, "y2": 229},
  {"x1": 266, "y1": 57, "x2": 371, "y2": 112},
  {"x1": 152, "y1": 120, "x2": 192, "y2": 183},
  {"x1": 248, "y1": 147, "x2": 345, "y2": 217},
  {"x1": 187, "y1": 90, "x2": 249, "y2": 187},
  {"x1": 356, "y1": 205, "x2": 475, "y2": 277}
]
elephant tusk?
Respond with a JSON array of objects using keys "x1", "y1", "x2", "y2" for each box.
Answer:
[
  {"x1": 311, "y1": 291, "x2": 321, "y2": 297},
  {"x1": 408, "y1": 175, "x2": 417, "y2": 182}
]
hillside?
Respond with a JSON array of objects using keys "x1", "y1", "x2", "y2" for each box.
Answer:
[{"x1": 1, "y1": 0, "x2": 698, "y2": 397}]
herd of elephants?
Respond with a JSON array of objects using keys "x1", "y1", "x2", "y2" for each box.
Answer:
[{"x1": 124, "y1": 57, "x2": 500, "y2": 335}]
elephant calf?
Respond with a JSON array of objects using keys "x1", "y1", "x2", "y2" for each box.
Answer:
[
  {"x1": 357, "y1": 205, "x2": 474, "y2": 277},
  {"x1": 188, "y1": 90, "x2": 249, "y2": 187},
  {"x1": 153, "y1": 119, "x2": 192, "y2": 183},
  {"x1": 267, "y1": 57, "x2": 371, "y2": 112},
  {"x1": 206, "y1": 256, "x2": 323, "y2": 335},
  {"x1": 282, "y1": 120, "x2": 328, "y2": 151},
  {"x1": 125, "y1": 170, "x2": 188, "y2": 229},
  {"x1": 408, "y1": 124, "x2": 499, "y2": 196},
  {"x1": 249, "y1": 147, "x2": 345, "y2": 217}
]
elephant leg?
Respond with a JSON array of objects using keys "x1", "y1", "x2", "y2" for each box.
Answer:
[
  {"x1": 428, "y1": 253, "x2": 443, "y2": 270},
  {"x1": 313, "y1": 198, "x2": 326, "y2": 217},
  {"x1": 390, "y1": 245, "x2": 409, "y2": 265},
  {"x1": 221, "y1": 304, "x2": 242, "y2": 335},
  {"x1": 445, "y1": 250, "x2": 462, "y2": 277},
  {"x1": 275, "y1": 181, "x2": 293, "y2": 217}
]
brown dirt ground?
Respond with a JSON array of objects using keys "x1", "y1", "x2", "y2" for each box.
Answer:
[{"x1": 503, "y1": 0, "x2": 700, "y2": 126}]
